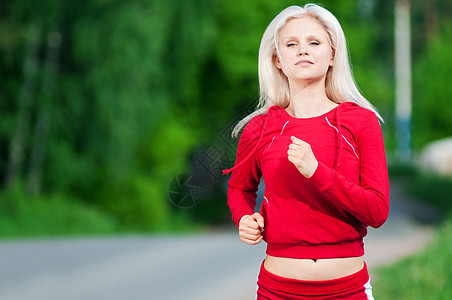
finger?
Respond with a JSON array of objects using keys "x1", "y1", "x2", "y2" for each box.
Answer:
[
  {"x1": 290, "y1": 136, "x2": 309, "y2": 146},
  {"x1": 240, "y1": 227, "x2": 261, "y2": 236},
  {"x1": 250, "y1": 235, "x2": 263, "y2": 245},
  {"x1": 252, "y1": 213, "x2": 265, "y2": 228},
  {"x1": 288, "y1": 155, "x2": 302, "y2": 167},
  {"x1": 243, "y1": 220, "x2": 260, "y2": 230},
  {"x1": 241, "y1": 238, "x2": 257, "y2": 245},
  {"x1": 288, "y1": 152, "x2": 301, "y2": 163},
  {"x1": 287, "y1": 149, "x2": 298, "y2": 157},
  {"x1": 242, "y1": 216, "x2": 259, "y2": 228},
  {"x1": 242, "y1": 234, "x2": 263, "y2": 245},
  {"x1": 288, "y1": 143, "x2": 300, "y2": 150},
  {"x1": 239, "y1": 215, "x2": 251, "y2": 224},
  {"x1": 241, "y1": 231, "x2": 261, "y2": 241},
  {"x1": 290, "y1": 136, "x2": 302, "y2": 143}
]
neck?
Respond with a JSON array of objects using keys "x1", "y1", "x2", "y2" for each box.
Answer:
[{"x1": 285, "y1": 79, "x2": 337, "y2": 118}]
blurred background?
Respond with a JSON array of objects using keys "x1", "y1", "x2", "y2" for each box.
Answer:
[{"x1": 0, "y1": 0, "x2": 451, "y2": 299}]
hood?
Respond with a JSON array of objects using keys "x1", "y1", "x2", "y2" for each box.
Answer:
[
  {"x1": 222, "y1": 103, "x2": 345, "y2": 176},
  {"x1": 221, "y1": 107, "x2": 273, "y2": 175}
]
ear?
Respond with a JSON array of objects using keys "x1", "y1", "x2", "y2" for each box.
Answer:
[
  {"x1": 329, "y1": 50, "x2": 335, "y2": 67},
  {"x1": 274, "y1": 54, "x2": 282, "y2": 69}
]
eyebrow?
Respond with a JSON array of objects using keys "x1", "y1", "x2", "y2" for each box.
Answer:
[{"x1": 282, "y1": 35, "x2": 322, "y2": 42}]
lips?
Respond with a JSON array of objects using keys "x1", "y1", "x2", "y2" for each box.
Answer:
[{"x1": 296, "y1": 59, "x2": 313, "y2": 65}]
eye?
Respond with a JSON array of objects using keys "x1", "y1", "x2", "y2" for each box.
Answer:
[
  {"x1": 310, "y1": 41, "x2": 320, "y2": 46},
  {"x1": 287, "y1": 43, "x2": 297, "y2": 47}
]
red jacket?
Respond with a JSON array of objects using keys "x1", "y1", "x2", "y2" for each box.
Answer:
[{"x1": 222, "y1": 102, "x2": 389, "y2": 259}]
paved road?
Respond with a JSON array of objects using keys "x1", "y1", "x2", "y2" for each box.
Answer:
[
  {"x1": 0, "y1": 182, "x2": 436, "y2": 300},
  {"x1": 0, "y1": 232, "x2": 267, "y2": 300}
]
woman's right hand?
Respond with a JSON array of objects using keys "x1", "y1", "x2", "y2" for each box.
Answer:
[{"x1": 238, "y1": 213, "x2": 265, "y2": 245}]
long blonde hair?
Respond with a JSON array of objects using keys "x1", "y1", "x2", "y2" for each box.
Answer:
[{"x1": 231, "y1": 3, "x2": 382, "y2": 138}]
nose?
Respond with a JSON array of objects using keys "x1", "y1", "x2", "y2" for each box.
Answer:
[{"x1": 298, "y1": 44, "x2": 309, "y2": 56}]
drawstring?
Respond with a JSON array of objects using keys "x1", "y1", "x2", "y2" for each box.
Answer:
[
  {"x1": 223, "y1": 103, "x2": 346, "y2": 175},
  {"x1": 335, "y1": 104, "x2": 342, "y2": 170},
  {"x1": 324, "y1": 104, "x2": 343, "y2": 170},
  {"x1": 222, "y1": 112, "x2": 270, "y2": 175},
  {"x1": 264, "y1": 120, "x2": 289, "y2": 153},
  {"x1": 326, "y1": 104, "x2": 359, "y2": 169}
]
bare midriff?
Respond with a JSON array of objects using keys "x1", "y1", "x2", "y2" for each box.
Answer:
[{"x1": 264, "y1": 254, "x2": 364, "y2": 281}]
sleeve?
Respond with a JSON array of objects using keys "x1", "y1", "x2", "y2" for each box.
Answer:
[
  {"x1": 308, "y1": 113, "x2": 390, "y2": 228},
  {"x1": 225, "y1": 120, "x2": 262, "y2": 228}
]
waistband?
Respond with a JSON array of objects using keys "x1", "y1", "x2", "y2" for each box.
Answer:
[
  {"x1": 257, "y1": 259, "x2": 370, "y2": 296},
  {"x1": 265, "y1": 239, "x2": 365, "y2": 259}
]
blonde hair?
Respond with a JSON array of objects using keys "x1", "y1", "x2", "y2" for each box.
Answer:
[{"x1": 231, "y1": 3, "x2": 383, "y2": 138}]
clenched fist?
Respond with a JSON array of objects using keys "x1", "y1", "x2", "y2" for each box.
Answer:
[
  {"x1": 287, "y1": 136, "x2": 318, "y2": 178},
  {"x1": 238, "y1": 213, "x2": 264, "y2": 245}
]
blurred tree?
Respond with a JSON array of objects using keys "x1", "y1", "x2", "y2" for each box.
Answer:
[
  {"x1": 1, "y1": 0, "x2": 452, "y2": 232},
  {"x1": 3, "y1": 24, "x2": 42, "y2": 189},
  {"x1": 1, "y1": 0, "x2": 223, "y2": 230},
  {"x1": 410, "y1": 0, "x2": 452, "y2": 148}
]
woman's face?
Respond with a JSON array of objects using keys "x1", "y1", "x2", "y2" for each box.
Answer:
[{"x1": 275, "y1": 17, "x2": 334, "y2": 85}]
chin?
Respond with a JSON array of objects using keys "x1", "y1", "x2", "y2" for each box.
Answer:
[{"x1": 291, "y1": 75, "x2": 324, "y2": 83}]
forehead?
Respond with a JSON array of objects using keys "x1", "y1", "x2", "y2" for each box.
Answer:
[{"x1": 279, "y1": 17, "x2": 329, "y2": 40}]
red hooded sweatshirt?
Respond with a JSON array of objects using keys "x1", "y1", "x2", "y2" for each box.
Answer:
[{"x1": 222, "y1": 102, "x2": 389, "y2": 259}]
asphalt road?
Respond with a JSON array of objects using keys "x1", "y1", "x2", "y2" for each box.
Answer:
[
  {"x1": 0, "y1": 182, "x2": 436, "y2": 300},
  {"x1": 0, "y1": 231, "x2": 267, "y2": 300}
]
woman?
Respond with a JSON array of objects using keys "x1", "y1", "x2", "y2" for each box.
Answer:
[{"x1": 222, "y1": 4, "x2": 389, "y2": 300}]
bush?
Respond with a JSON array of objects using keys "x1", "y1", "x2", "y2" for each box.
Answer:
[
  {"x1": 0, "y1": 184, "x2": 117, "y2": 238},
  {"x1": 94, "y1": 174, "x2": 201, "y2": 233},
  {"x1": 389, "y1": 164, "x2": 452, "y2": 213}
]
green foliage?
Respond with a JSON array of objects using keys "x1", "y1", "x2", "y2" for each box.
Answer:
[
  {"x1": 412, "y1": 21, "x2": 452, "y2": 148},
  {"x1": 408, "y1": 173, "x2": 452, "y2": 213},
  {"x1": 95, "y1": 175, "x2": 170, "y2": 231},
  {"x1": 187, "y1": 189, "x2": 232, "y2": 226},
  {"x1": 1, "y1": 0, "x2": 218, "y2": 235},
  {"x1": 0, "y1": 183, "x2": 117, "y2": 238},
  {"x1": 377, "y1": 162, "x2": 452, "y2": 298},
  {"x1": 68, "y1": 0, "x2": 173, "y2": 179},
  {"x1": 376, "y1": 166, "x2": 452, "y2": 297},
  {"x1": 1, "y1": 0, "x2": 452, "y2": 236},
  {"x1": 374, "y1": 215, "x2": 452, "y2": 299},
  {"x1": 147, "y1": 111, "x2": 202, "y2": 177},
  {"x1": 389, "y1": 164, "x2": 452, "y2": 213}
]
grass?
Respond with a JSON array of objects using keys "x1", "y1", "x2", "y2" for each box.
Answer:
[
  {"x1": 372, "y1": 164, "x2": 452, "y2": 299},
  {"x1": 0, "y1": 182, "x2": 206, "y2": 239},
  {"x1": 374, "y1": 215, "x2": 452, "y2": 299},
  {"x1": 0, "y1": 185, "x2": 118, "y2": 238}
]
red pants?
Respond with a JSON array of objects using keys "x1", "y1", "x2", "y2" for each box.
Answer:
[{"x1": 256, "y1": 260, "x2": 374, "y2": 299}]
